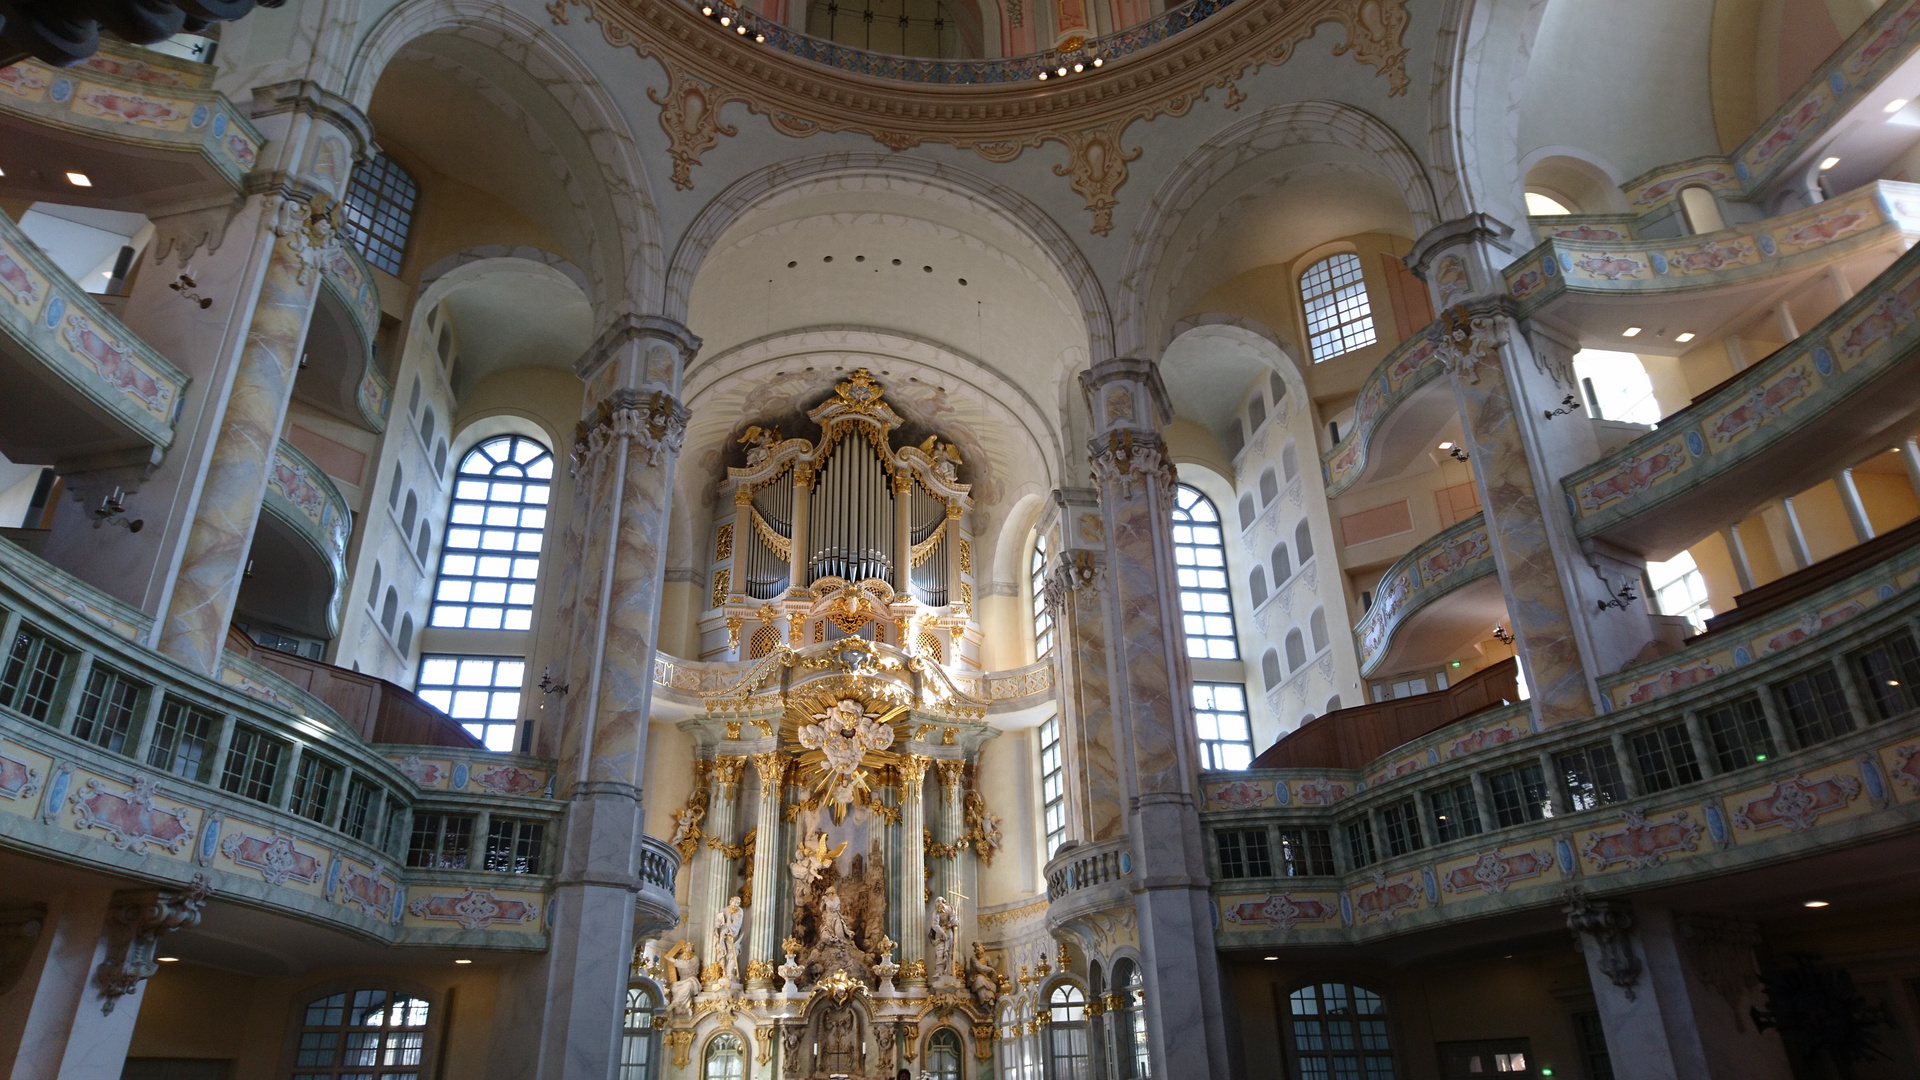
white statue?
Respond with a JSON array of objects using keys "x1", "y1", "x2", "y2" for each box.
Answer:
[
  {"x1": 738, "y1": 425, "x2": 781, "y2": 466},
  {"x1": 929, "y1": 896, "x2": 958, "y2": 982},
  {"x1": 710, "y1": 895, "x2": 743, "y2": 983},
  {"x1": 664, "y1": 940, "x2": 700, "y2": 1016},
  {"x1": 966, "y1": 941, "x2": 1000, "y2": 1006},
  {"x1": 790, "y1": 829, "x2": 846, "y2": 897},
  {"x1": 821, "y1": 889, "x2": 853, "y2": 945}
]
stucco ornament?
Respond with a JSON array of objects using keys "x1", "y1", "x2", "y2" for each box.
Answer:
[
  {"x1": 269, "y1": 193, "x2": 344, "y2": 285},
  {"x1": 1431, "y1": 304, "x2": 1505, "y2": 385},
  {"x1": 798, "y1": 697, "x2": 895, "y2": 817},
  {"x1": 1565, "y1": 895, "x2": 1640, "y2": 1000}
]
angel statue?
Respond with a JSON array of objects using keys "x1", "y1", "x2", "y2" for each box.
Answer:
[
  {"x1": 916, "y1": 435, "x2": 962, "y2": 481},
  {"x1": 966, "y1": 941, "x2": 1000, "y2": 1007},
  {"x1": 820, "y1": 890, "x2": 853, "y2": 945},
  {"x1": 790, "y1": 829, "x2": 847, "y2": 894},
  {"x1": 738, "y1": 425, "x2": 781, "y2": 466}
]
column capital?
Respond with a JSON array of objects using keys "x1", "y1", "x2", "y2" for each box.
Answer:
[
  {"x1": 1079, "y1": 357, "x2": 1171, "y2": 439},
  {"x1": 1087, "y1": 429, "x2": 1176, "y2": 503},
  {"x1": 576, "y1": 313, "x2": 702, "y2": 396},
  {"x1": 709, "y1": 754, "x2": 748, "y2": 788},
  {"x1": 900, "y1": 753, "x2": 933, "y2": 790},
  {"x1": 569, "y1": 389, "x2": 689, "y2": 476},
  {"x1": 250, "y1": 80, "x2": 378, "y2": 162},
  {"x1": 936, "y1": 759, "x2": 966, "y2": 792},
  {"x1": 1565, "y1": 895, "x2": 1640, "y2": 1000},
  {"x1": 750, "y1": 750, "x2": 788, "y2": 797},
  {"x1": 96, "y1": 875, "x2": 213, "y2": 1014},
  {"x1": 1406, "y1": 213, "x2": 1519, "y2": 281}
]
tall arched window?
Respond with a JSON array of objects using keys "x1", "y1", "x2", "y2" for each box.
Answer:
[
  {"x1": 1172, "y1": 485, "x2": 1237, "y2": 661},
  {"x1": 926, "y1": 1029, "x2": 964, "y2": 1080},
  {"x1": 1284, "y1": 983, "x2": 1393, "y2": 1080},
  {"x1": 1310, "y1": 608, "x2": 1329, "y2": 653},
  {"x1": 1300, "y1": 253, "x2": 1377, "y2": 362},
  {"x1": 1285, "y1": 629, "x2": 1307, "y2": 671},
  {"x1": 343, "y1": 153, "x2": 419, "y2": 276},
  {"x1": 292, "y1": 988, "x2": 431, "y2": 1078},
  {"x1": 1110, "y1": 961, "x2": 1150, "y2": 1079},
  {"x1": 431, "y1": 435, "x2": 553, "y2": 631},
  {"x1": 1249, "y1": 566, "x2": 1268, "y2": 608},
  {"x1": 620, "y1": 983, "x2": 660, "y2": 1079},
  {"x1": 1294, "y1": 520, "x2": 1315, "y2": 566},
  {"x1": 1262, "y1": 649, "x2": 1283, "y2": 689},
  {"x1": 1259, "y1": 468, "x2": 1279, "y2": 505},
  {"x1": 1049, "y1": 984, "x2": 1091, "y2": 1080},
  {"x1": 701, "y1": 1032, "x2": 744, "y2": 1080},
  {"x1": 1282, "y1": 442, "x2": 1299, "y2": 482},
  {"x1": 1237, "y1": 494, "x2": 1257, "y2": 532},
  {"x1": 1271, "y1": 543, "x2": 1291, "y2": 586},
  {"x1": 1031, "y1": 535, "x2": 1054, "y2": 660}
]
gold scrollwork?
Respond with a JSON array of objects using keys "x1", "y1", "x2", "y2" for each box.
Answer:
[{"x1": 715, "y1": 522, "x2": 733, "y2": 561}]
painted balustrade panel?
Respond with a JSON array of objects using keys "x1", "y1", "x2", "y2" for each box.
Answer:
[
  {"x1": 382, "y1": 750, "x2": 555, "y2": 798},
  {"x1": 1320, "y1": 330, "x2": 1445, "y2": 497},
  {"x1": 1563, "y1": 234, "x2": 1920, "y2": 536},
  {"x1": 0, "y1": 43, "x2": 261, "y2": 186},
  {"x1": 266, "y1": 439, "x2": 353, "y2": 612},
  {"x1": 0, "y1": 210, "x2": 190, "y2": 450},
  {"x1": 317, "y1": 241, "x2": 392, "y2": 433},
  {"x1": 1351, "y1": 513, "x2": 1495, "y2": 677},
  {"x1": 1504, "y1": 181, "x2": 1920, "y2": 314}
]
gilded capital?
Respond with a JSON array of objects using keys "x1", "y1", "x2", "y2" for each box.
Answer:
[
  {"x1": 936, "y1": 759, "x2": 965, "y2": 792},
  {"x1": 899, "y1": 753, "x2": 933, "y2": 792},
  {"x1": 751, "y1": 751, "x2": 788, "y2": 797},
  {"x1": 710, "y1": 755, "x2": 748, "y2": 788}
]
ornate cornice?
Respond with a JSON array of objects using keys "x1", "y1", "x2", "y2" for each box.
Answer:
[
  {"x1": 547, "y1": 0, "x2": 1410, "y2": 233},
  {"x1": 569, "y1": 389, "x2": 690, "y2": 474},
  {"x1": 1088, "y1": 430, "x2": 1175, "y2": 502}
]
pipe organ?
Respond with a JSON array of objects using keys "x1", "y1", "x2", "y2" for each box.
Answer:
[{"x1": 716, "y1": 370, "x2": 972, "y2": 656}]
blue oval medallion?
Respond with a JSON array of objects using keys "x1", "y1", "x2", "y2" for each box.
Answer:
[
  {"x1": 51, "y1": 79, "x2": 72, "y2": 103},
  {"x1": 1543, "y1": 256, "x2": 1558, "y2": 276},
  {"x1": 1861, "y1": 757, "x2": 1888, "y2": 804},
  {"x1": 1339, "y1": 892, "x2": 1354, "y2": 927},
  {"x1": 1737, "y1": 160, "x2": 1751, "y2": 183},
  {"x1": 1651, "y1": 252, "x2": 1669, "y2": 275},
  {"x1": 191, "y1": 104, "x2": 209, "y2": 128},
  {"x1": 1733, "y1": 646, "x2": 1753, "y2": 666},
  {"x1": 200, "y1": 814, "x2": 222, "y2": 863},
  {"x1": 1422, "y1": 868, "x2": 1438, "y2": 903},
  {"x1": 1272, "y1": 782, "x2": 1290, "y2": 806},
  {"x1": 1559, "y1": 253, "x2": 1573, "y2": 274},
  {"x1": 213, "y1": 113, "x2": 228, "y2": 137},
  {"x1": 325, "y1": 856, "x2": 341, "y2": 901},
  {"x1": 1831, "y1": 72, "x2": 1847, "y2": 93},
  {"x1": 1119, "y1": 852, "x2": 1133, "y2": 875},
  {"x1": 1685, "y1": 430, "x2": 1705, "y2": 457},
  {"x1": 1757, "y1": 234, "x2": 1777, "y2": 256},
  {"x1": 44, "y1": 767, "x2": 69, "y2": 816},
  {"x1": 1705, "y1": 803, "x2": 1729, "y2": 845},
  {"x1": 44, "y1": 296, "x2": 64, "y2": 329},
  {"x1": 1555, "y1": 838, "x2": 1575, "y2": 874},
  {"x1": 1814, "y1": 347, "x2": 1835, "y2": 376},
  {"x1": 452, "y1": 762, "x2": 470, "y2": 790},
  {"x1": 1426, "y1": 748, "x2": 1439, "y2": 765}
]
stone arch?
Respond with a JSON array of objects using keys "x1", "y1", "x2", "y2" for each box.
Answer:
[
  {"x1": 1117, "y1": 102, "x2": 1440, "y2": 358},
  {"x1": 341, "y1": 0, "x2": 664, "y2": 320},
  {"x1": 1425, "y1": 0, "x2": 1557, "y2": 227},
  {"x1": 665, "y1": 153, "x2": 1114, "y2": 363}
]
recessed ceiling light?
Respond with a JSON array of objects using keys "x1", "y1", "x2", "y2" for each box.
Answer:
[
  {"x1": 718, "y1": 14, "x2": 730, "y2": 24},
  {"x1": 1092, "y1": 57, "x2": 1103, "y2": 67},
  {"x1": 1037, "y1": 71, "x2": 1048, "y2": 80},
  {"x1": 1675, "y1": 332, "x2": 1695, "y2": 343},
  {"x1": 1803, "y1": 900, "x2": 1830, "y2": 908},
  {"x1": 1438, "y1": 441, "x2": 1454, "y2": 450},
  {"x1": 454, "y1": 958, "x2": 474, "y2": 964},
  {"x1": 65, "y1": 171, "x2": 91, "y2": 187},
  {"x1": 1621, "y1": 326, "x2": 1642, "y2": 337},
  {"x1": 1821, "y1": 156, "x2": 1841, "y2": 170},
  {"x1": 1263, "y1": 956, "x2": 1278, "y2": 961},
  {"x1": 157, "y1": 956, "x2": 179, "y2": 962},
  {"x1": 1886, "y1": 98, "x2": 1909, "y2": 113}
]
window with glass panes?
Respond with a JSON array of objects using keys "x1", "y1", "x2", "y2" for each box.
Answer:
[
  {"x1": 406, "y1": 812, "x2": 473, "y2": 869},
  {"x1": 1031, "y1": 535, "x2": 1053, "y2": 659},
  {"x1": 620, "y1": 984, "x2": 659, "y2": 1080},
  {"x1": 1703, "y1": 696, "x2": 1777, "y2": 772},
  {"x1": 1279, "y1": 828, "x2": 1337, "y2": 876},
  {"x1": 1172, "y1": 485, "x2": 1238, "y2": 660},
  {"x1": 1039, "y1": 716, "x2": 1066, "y2": 857},
  {"x1": 146, "y1": 698, "x2": 215, "y2": 780},
  {"x1": 341, "y1": 778, "x2": 380, "y2": 841},
  {"x1": 926, "y1": 1030, "x2": 964, "y2": 1080},
  {"x1": 432, "y1": 436, "x2": 553, "y2": 632},
  {"x1": 1, "y1": 625, "x2": 66, "y2": 721},
  {"x1": 702, "y1": 1033, "x2": 745, "y2": 1080},
  {"x1": 1777, "y1": 666, "x2": 1855, "y2": 747},
  {"x1": 485, "y1": 817, "x2": 546, "y2": 874},
  {"x1": 220, "y1": 726, "x2": 284, "y2": 803},
  {"x1": 416, "y1": 655, "x2": 525, "y2": 752},
  {"x1": 72, "y1": 664, "x2": 142, "y2": 754},
  {"x1": 292, "y1": 988, "x2": 430, "y2": 1080},
  {"x1": 1379, "y1": 800, "x2": 1423, "y2": 856},
  {"x1": 1216, "y1": 828, "x2": 1272, "y2": 879},
  {"x1": 290, "y1": 753, "x2": 342, "y2": 823},
  {"x1": 1486, "y1": 762, "x2": 1553, "y2": 827},
  {"x1": 1286, "y1": 983, "x2": 1395, "y2": 1080},
  {"x1": 1557, "y1": 743, "x2": 1627, "y2": 811},
  {"x1": 1344, "y1": 816, "x2": 1377, "y2": 868},
  {"x1": 341, "y1": 154, "x2": 418, "y2": 276},
  {"x1": 1427, "y1": 780, "x2": 1483, "y2": 842},
  {"x1": 1629, "y1": 722, "x2": 1702, "y2": 793},
  {"x1": 1300, "y1": 254, "x2": 1378, "y2": 362},
  {"x1": 1191, "y1": 682, "x2": 1254, "y2": 770},
  {"x1": 1648, "y1": 552, "x2": 1714, "y2": 632},
  {"x1": 1049, "y1": 985, "x2": 1090, "y2": 1080},
  {"x1": 1855, "y1": 632, "x2": 1920, "y2": 719}
]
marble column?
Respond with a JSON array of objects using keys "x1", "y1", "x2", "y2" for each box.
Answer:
[
  {"x1": 698, "y1": 755, "x2": 747, "y2": 984},
  {"x1": 898, "y1": 754, "x2": 931, "y2": 984},
  {"x1": 1566, "y1": 900, "x2": 1790, "y2": 1080},
  {"x1": 0, "y1": 879, "x2": 209, "y2": 1080},
  {"x1": 1044, "y1": 490, "x2": 1123, "y2": 845},
  {"x1": 1082, "y1": 358, "x2": 1233, "y2": 1079},
  {"x1": 935, "y1": 759, "x2": 966, "y2": 927},
  {"x1": 745, "y1": 751, "x2": 786, "y2": 987},
  {"x1": 1409, "y1": 216, "x2": 1662, "y2": 727},
  {"x1": 497, "y1": 316, "x2": 697, "y2": 1080},
  {"x1": 1835, "y1": 468, "x2": 1874, "y2": 542}
]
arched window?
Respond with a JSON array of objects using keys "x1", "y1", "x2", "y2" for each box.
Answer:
[
  {"x1": 1282, "y1": 442, "x2": 1298, "y2": 482},
  {"x1": 366, "y1": 562, "x2": 383, "y2": 609},
  {"x1": 620, "y1": 983, "x2": 660, "y2": 1079},
  {"x1": 400, "y1": 491, "x2": 418, "y2": 535},
  {"x1": 1172, "y1": 485, "x2": 1237, "y2": 661},
  {"x1": 1040, "y1": 714, "x2": 1066, "y2": 856},
  {"x1": 343, "y1": 153, "x2": 419, "y2": 276},
  {"x1": 1326, "y1": 694, "x2": 1343, "y2": 713},
  {"x1": 420, "y1": 408, "x2": 436, "y2": 447},
  {"x1": 1271, "y1": 543, "x2": 1291, "y2": 586},
  {"x1": 1259, "y1": 468, "x2": 1279, "y2": 506},
  {"x1": 926, "y1": 1029, "x2": 964, "y2": 1080},
  {"x1": 1294, "y1": 520, "x2": 1315, "y2": 565},
  {"x1": 397, "y1": 614, "x2": 414, "y2": 656},
  {"x1": 1270, "y1": 371, "x2": 1286, "y2": 405},
  {"x1": 1110, "y1": 961, "x2": 1149, "y2": 1079},
  {"x1": 431, "y1": 435, "x2": 553, "y2": 631},
  {"x1": 1237, "y1": 493, "x2": 1256, "y2": 532},
  {"x1": 701, "y1": 1032, "x2": 744, "y2": 1080},
  {"x1": 415, "y1": 523, "x2": 431, "y2": 566},
  {"x1": 1192, "y1": 683, "x2": 1253, "y2": 770},
  {"x1": 381, "y1": 587, "x2": 398, "y2": 633},
  {"x1": 1262, "y1": 649, "x2": 1283, "y2": 689},
  {"x1": 388, "y1": 463, "x2": 403, "y2": 509},
  {"x1": 1284, "y1": 983, "x2": 1393, "y2": 1080},
  {"x1": 1309, "y1": 608, "x2": 1329, "y2": 653},
  {"x1": 415, "y1": 656, "x2": 526, "y2": 751},
  {"x1": 1300, "y1": 254, "x2": 1377, "y2": 362},
  {"x1": 1247, "y1": 394, "x2": 1266, "y2": 434},
  {"x1": 1049, "y1": 984, "x2": 1090, "y2": 1080},
  {"x1": 408, "y1": 376, "x2": 422, "y2": 416},
  {"x1": 1679, "y1": 186, "x2": 1726, "y2": 234},
  {"x1": 1285, "y1": 629, "x2": 1306, "y2": 671},
  {"x1": 434, "y1": 439, "x2": 448, "y2": 477},
  {"x1": 292, "y1": 988, "x2": 431, "y2": 1078},
  {"x1": 1249, "y1": 566, "x2": 1268, "y2": 608},
  {"x1": 1031, "y1": 535, "x2": 1054, "y2": 660}
]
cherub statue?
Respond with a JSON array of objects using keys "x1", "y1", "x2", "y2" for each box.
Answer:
[
  {"x1": 965, "y1": 790, "x2": 1002, "y2": 867},
  {"x1": 790, "y1": 829, "x2": 847, "y2": 896},
  {"x1": 738, "y1": 425, "x2": 781, "y2": 466},
  {"x1": 966, "y1": 941, "x2": 1000, "y2": 1007},
  {"x1": 668, "y1": 804, "x2": 704, "y2": 862}
]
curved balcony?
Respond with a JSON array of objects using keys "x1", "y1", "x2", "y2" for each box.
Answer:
[
  {"x1": 0, "y1": 539, "x2": 562, "y2": 951},
  {"x1": 1043, "y1": 835, "x2": 1133, "y2": 937},
  {"x1": 296, "y1": 242, "x2": 390, "y2": 433},
  {"x1": 1562, "y1": 237, "x2": 1920, "y2": 559},
  {"x1": 1352, "y1": 514, "x2": 1502, "y2": 679},
  {"x1": 1320, "y1": 330, "x2": 1450, "y2": 498},
  {"x1": 1204, "y1": 561, "x2": 1920, "y2": 948},
  {"x1": 235, "y1": 441, "x2": 352, "y2": 640},
  {"x1": 1503, "y1": 180, "x2": 1920, "y2": 337},
  {"x1": 0, "y1": 208, "x2": 188, "y2": 470},
  {"x1": 637, "y1": 834, "x2": 683, "y2": 935},
  {"x1": 0, "y1": 42, "x2": 261, "y2": 209}
]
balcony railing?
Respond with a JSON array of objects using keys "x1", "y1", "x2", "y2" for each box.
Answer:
[
  {"x1": 1351, "y1": 513, "x2": 1496, "y2": 677},
  {"x1": 1045, "y1": 835, "x2": 1132, "y2": 902},
  {"x1": 1320, "y1": 328, "x2": 1446, "y2": 498}
]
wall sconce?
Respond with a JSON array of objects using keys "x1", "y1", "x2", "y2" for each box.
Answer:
[
  {"x1": 92, "y1": 487, "x2": 142, "y2": 532},
  {"x1": 169, "y1": 273, "x2": 212, "y2": 309}
]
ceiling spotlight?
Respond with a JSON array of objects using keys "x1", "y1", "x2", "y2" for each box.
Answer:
[
  {"x1": 66, "y1": 171, "x2": 92, "y2": 187},
  {"x1": 1820, "y1": 156, "x2": 1841, "y2": 170},
  {"x1": 1803, "y1": 900, "x2": 1830, "y2": 908},
  {"x1": 156, "y1": 956, "x2": 179, "y2": 962},
  {"x1": 1074, "y1": 63, "x2": 1084, "y2": 72},
  {"x1": 1092, "y1": 57, "x2": 1102, "y2": 66},
  {"x1": 455, "y1": 958, "x2": 474, "y2": 964},
  {"x1": 701, "y1": 4, "x2": 712, "y2": 12},
  {"x1": 736, "y1": 23, "x2": 747, "y2": 33},
  {"x1": 1675, "y1": 332, "x2": 1695, "y2": 342},
  {"x1": 755, "y1": 32, "x2": 765, "y2": 41},
  {"x1": 1057, "y1": 67, "x2": 1068, "y2": 76},
  {"x1": 719, "y1": 14, "x2": 730, "y2": 24},
  {"x1": 1438, "y1": 441, "x2": 1454, "y2": 450},
  {"x1": 1263, "y1": 956, "x2": 1278, "y2": 961},
  {"x1": 1621, "y1": 326, "x2": 1642, "y2": 337},
  {"x1": 1038, "y1": 71, "x2": 1048, "y2": 80},
  {"x1": 1887, "y1": 98, "x2": 1910, "y2": 113}
]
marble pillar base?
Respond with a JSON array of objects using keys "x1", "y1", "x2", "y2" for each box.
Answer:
[{"x1": 0, "y1": 889, "x2": 146, "y2": 1080}]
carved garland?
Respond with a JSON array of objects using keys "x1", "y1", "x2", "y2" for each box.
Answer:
[{"x1": 546, "y1": 0, "x2": 1412, "y2": 233}]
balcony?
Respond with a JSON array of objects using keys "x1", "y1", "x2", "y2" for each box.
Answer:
[
  {"x1": 233, "y1": 441, "x2": 352, "y2": 640},
  {"x1": 298, "y1": 241, "x2": 391, "y2": 434},
  {"x1": 0, "y1": 207, "x2": 188, "y2": 470},
  {"x1": 1351, "y1": 513, "x2": 1503, "y2": 678},
  {"x1": 1562, "y1": 237, "x2": 1920, "y2": 559},
  {"x1": 1043, "y1": 835, "x2": 1133, "y2": 937},
  {"x1": 0, "y1": 42, "x2": 261, "y2": 210},
  {"x1": 0, "y1": 537, "x2": 579, "y2": 950},
  {"x1": 1320, "y1": 329, "x2": 1451, "y2": 499}
]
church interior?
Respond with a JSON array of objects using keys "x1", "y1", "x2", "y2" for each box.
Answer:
[{"x1": 3, "y1": 0, "x2": 1920, "y2": 1077}]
